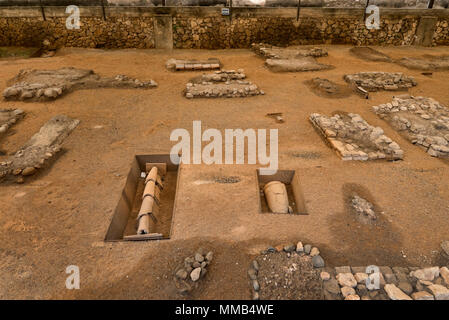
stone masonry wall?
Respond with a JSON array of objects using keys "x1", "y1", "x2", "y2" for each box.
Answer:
[
  {"x1": 172, "y1": 15, "x2": 419, "y2": 48},
  {"x1": 1, "y1": 7, "x2": 449, "y2": 49},
  {"x1": 433, "y1": 19, "x2": 449, "y2": 45},
  {"x1": 0, "y1": 17, "x2": 155, "y2": 48}
]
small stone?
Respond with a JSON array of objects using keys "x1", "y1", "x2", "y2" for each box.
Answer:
[
  {"x1": 283, "y1": 244, "x2": 295, "y2": 252},
  {"x1": 419, "y1": 279, "x2": 433, "y2": 286},
  {"x1": 252, "y1": 279, "x2": 260, "y2": 291},
  {"x1": 194, "y1": 253, "x2": 204, "y2": 263},
  {"x1": 184, "y1": 257, "x2": 194, "y2": 266},
  {"x1": 248, "y1": 268, "x2": 257, "y2": 280},
  {"x1": 427, "y1": 284, "x2": 449, "y2": 300},
  {"x1": 341, "y1": 286, "x2": 356, "y2": 297},
  {"x1": 13, "y1": 168, "x2": 22, "y2": 175},
  {"x1": 440, "y1": 267, "x2": 449, "y2": 286},
  {"x1": 320, "y1": 271, "x2": 331, "y2": 281},
  {"x1": 354, "y1": 273, "x2": 368, "y2": 284},
  {"x1": 200, "y1": 261, "x2": 207, "y2": 268},
  {"x1": 356, "y1": 284, "x2": 368, "y2": 296},
  {"x1": 176, "y1": 269, "x2": 188, "y2": 280},
  {"x1": 267, "y1": 246, "x2": 276, "y2": 253},
  {"x1": 410, "y1": 267, "x2": 439, "y2": 281},
  {"x1": 384, "y1": 273, "x2": 398, "y2": 284},
  {"x1": 337, "y1": 273, "x2": 357, "y2": 288},
  {"x1": 312, "y1": 255, "x2": 325, "y2": 268},
  {"x1": 345, "y1": 294, "x2": 360, "y2": 300},
  {"x1": 304, "y1": 244, "x2": 312, "y2": 254},
  {"x1": 412, "y1": 291, "x2": 435, "y2": 300},
  {"x1": 200, "y1": 268, "x2": 207, "y2": 278},
  {"x1": 384, "y1": 284, "x2": 412, "y2": 300},
  {"x1": 190, "y1": 267, "x2": 201, "y2": 282},
  {"x1": 205, "y1": 251, "x2": 213, "y2": 262},
  {"x1": 310, "y1": 247, "x2": 320, "y2": 257},
  {"x1": 252, "y1": 292, "x2": 260, "y2": 300},
  {"x1": 192, "y1": 262, "x2": 201, "y2": 268},
  {"x1": 21, "y1": 167, "x2": 37, "y2": 176},
  {"x1": 323, "y1": 278, "x2": 340, "y2": 295},
  {"x1": 296, "y1": 241, "x2": 304, "y2": 253},
  {"x1": 397, "y1": 281, "x2": 413, "y2": 295},
  {"x1": 252, "y1": 260, "x2": 259, "y2": 271}
]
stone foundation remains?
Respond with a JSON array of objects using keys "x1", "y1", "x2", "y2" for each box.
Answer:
[
  {"x1": 372, "y1": 95, "x2": 449, "y2": 158},
  {"x1": 165, "y1": 58, "x2": 221, "y2": 71},
  {"x1": 251, "y1": 43, "x2": 328, "y2": 59},
  {"x1": 310, "y1": 112, "x2": 404, "y2": 161},
  {"x1": 2, "y1": 67, "x2": 157, "y2": 102},
  {"x1": 351, "y1": 195, "x2": 377, "y2": 224},
  {"x1": 344, "y1": 72, "x2": 417, "y2": 92},
  {"x1": 0, "y1": 115, "x2": 79, "y2": 182},
  {"x1": 185, "y1": 69, "x2": 264, "y2": 98},
  {"x1": 266, "y1": 57, "x2": 333, "y2": 72},
  {"x1": 174, "y1": 248, "x2": 214, "y2": 295},
  {"x1": 0, "y1": 109, "x2": 25, "y2": 136},
  {"x1": 250, "y1": 241, "x2": 449, "y2": 300},
  {"x1": 251, "y1": 43, "x2": 332, "y2": 72}
]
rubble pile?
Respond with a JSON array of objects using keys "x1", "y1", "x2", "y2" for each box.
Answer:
[
  {"x1": 373, "y1": 95, "x2": 449, "y2": 158},
  {"x1": 344, "y1": 72, "x2": 417, "y2": 91},
  {"x1": 310, "y1": 112, "x2": 404, "y2": 161},
  {"x1": 185, "y1": 69, "x2": 264, "y2": 98}
]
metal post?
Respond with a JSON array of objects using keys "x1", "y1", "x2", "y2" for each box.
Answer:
[
  {"x1": 363, "y1": 0, "x2": 370, "y2": 22},
  {"x1": 428, "y1": 0, "x2": 435, "y2": 9},
  {"x1": 230, "y1": 0, "x2": 232, "y2": 22},
  {"x1": 296, "y1": 0, "x2": 301, "y2": 22},
  {"x1": 39, "y1": 0, "x2": 46, "y2": 21},
  {"x1": 101, "y1": 0, "x2": 107, "y2": 21}
]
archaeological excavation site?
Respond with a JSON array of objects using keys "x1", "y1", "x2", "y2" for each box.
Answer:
[{"x1": 1, "y1": 0, "x2": 449, "y2": 308}]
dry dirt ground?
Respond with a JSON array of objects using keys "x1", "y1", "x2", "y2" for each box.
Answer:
[{"x1": 0, "y1": 45, "x2": 449, "y2": 300}]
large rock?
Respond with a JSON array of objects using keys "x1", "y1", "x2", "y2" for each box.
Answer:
[
  {"x1": 410, "y1": 267, "x2": 440, "y2": 281},
  {"x1": 384, "y1": 284, "x2": 412, "y2": 300},
  {"x1": 312, "y1": 255, "x2": 325, "y2": 268},
  {"x1": 427, "y1": 284, "x2": 449, "y2": 300},
  {"x1": 323, "y1": 278, "x2": 340, "y2": 295},
  {"x1": 341, "y1": 286, "x2": 356, "y2": 297},
  {"x1": 190, "y1": 267, "x2": 202, "y2": 282},
  {"x1": 337, "y1": 273, "x2": 357, "y2": 288},
  {"x1": 440, "y1": 267, "x2": 449, "y2": 286},
  {"x1": 412, "y1": 291, "x2": 435, "y2": 300},
  {"x1": 265, "y1": 57, "x2": 333, "y2": 73},
  {"x1": 354, "y1": 273, "x2": 368, "y2": 284}
]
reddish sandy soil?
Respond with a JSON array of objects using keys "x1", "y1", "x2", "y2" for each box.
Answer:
[{"x1": 0, "y1": 46, "x2": 448, "y2": 299}]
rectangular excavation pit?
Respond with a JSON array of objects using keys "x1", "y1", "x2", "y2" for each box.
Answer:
[
  {"x1": 104, "y1": 154, "x2": 180, "y2": 242},
  {"x1": 256, "y1": 169, "x2": 307, "y2": 215}
]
